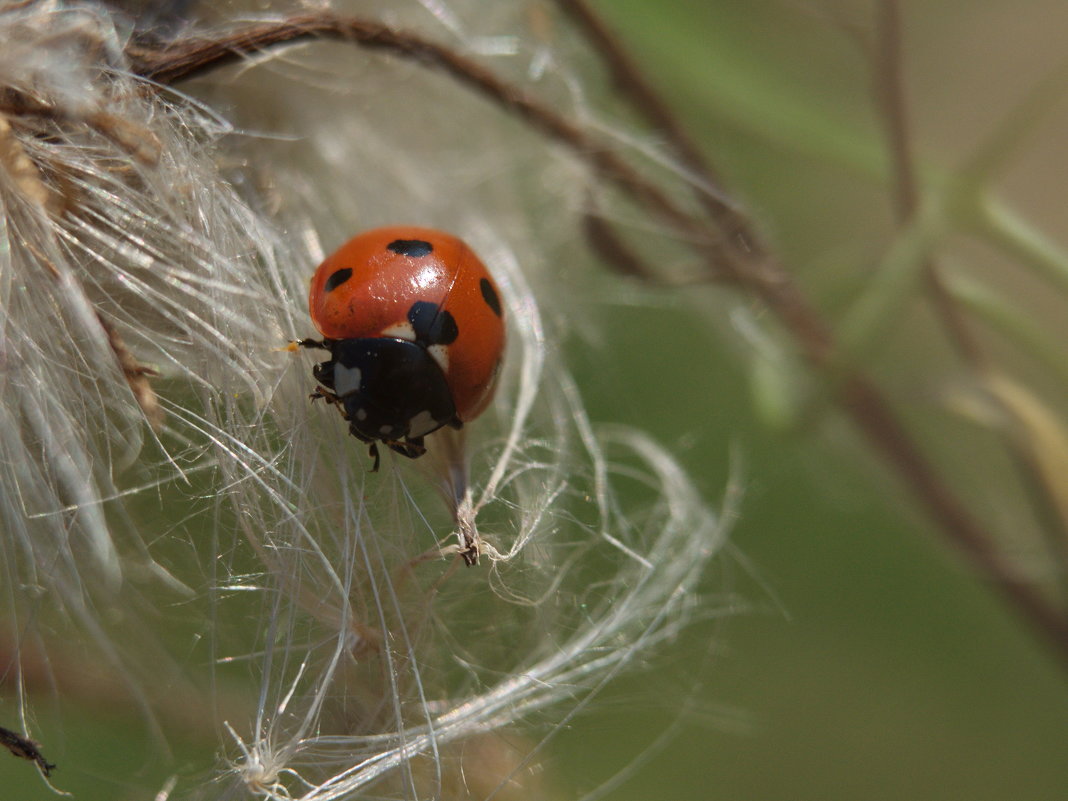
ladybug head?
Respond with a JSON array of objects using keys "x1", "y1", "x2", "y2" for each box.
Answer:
[{"x1": 323, "y1": 337, "x2": 457, "y2": 443}]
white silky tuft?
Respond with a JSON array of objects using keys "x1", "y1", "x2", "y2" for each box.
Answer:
[{"x1": 0, "y1": 1, "x2": 732, "y2": 798}]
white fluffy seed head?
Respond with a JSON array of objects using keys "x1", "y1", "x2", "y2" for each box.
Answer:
[{"x1": 0, "y1": 2, "x2": 730, "y2": 799}]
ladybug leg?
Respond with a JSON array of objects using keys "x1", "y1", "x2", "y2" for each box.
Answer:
[
  {"x1": 343, "y1": 424, "x2": 380, "y2": 472},
  {"x1": 385, "y1": 437, "x2": 426, "y2": 460},
  {"x1": 447, "y1": 417, "x2": 464, "y2": 430},
  {"x1": 338, "y1": 425, "x2": 380, "y2": 471},
  {"x1": 312, "y1": 359, "x2": 336, "y2": 391},
  {"x1": 282, "y1": 337, "x2": 332, "y2": 353},
  {"x1": 309, "y1": 385, "x2": 343, "y2": 408}
]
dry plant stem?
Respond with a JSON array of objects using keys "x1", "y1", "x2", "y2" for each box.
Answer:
[
  {"x1": 872, "y1": 0, "x2": 984, "y2": 365},
  {"x1": 874, "y1": 0, "x2": 1068, "y2": 600},
  {"x1": 839, "y1": 376, "x2": 1068, "y2": 652},
  {"x1": 124, "y1": 13, "x2": 740, "y2": 278},
  {"x1": 582, "y1": 207, "x2": 664, "y2": 282},
  {"x1": 96, "y1": 314, "x2": 165, "y2": 431},
  {"x1": 0, "y1": 89, "x2": 161, "y2": 165},
  {"x1": 1, "y1": 112, "x2": 164, "y2": 426},
  {"x1": 0, "y1": 112, "x2": 55, "y2": 211},
  {"x1": 555, "y1": 0, "x2": 713, "y2": 176},
  {"x1": 873, "y1": 1, "x2": 918, "y2": 219},
  {"x1": 0, "y1": 724, "x2": 54, "y2": 777},
  {"x1": 554, "y1": 0, "x2": 749, "y2": 239},
  {"x1": 123, "y1": 14, "x2": 1068, "y2": 665}
]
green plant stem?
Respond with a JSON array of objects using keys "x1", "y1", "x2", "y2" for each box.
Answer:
[{"x1": 973, "y1": 197, "x2": 1068, "y2": 295}]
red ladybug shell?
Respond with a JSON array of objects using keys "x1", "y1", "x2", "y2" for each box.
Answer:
[{"x1": 309, "y1": 226, "x2": 505, "y2": 422}]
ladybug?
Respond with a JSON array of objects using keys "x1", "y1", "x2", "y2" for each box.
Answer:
[{"x1": 299, "y1": 226, "x2": 505, "y2": 469}]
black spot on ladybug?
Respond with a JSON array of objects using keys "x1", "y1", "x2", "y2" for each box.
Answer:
[
  {"x1": 408, "y1": 301, "x2": 459, "y2": 346},
  {"x1": 480, "y1": 277, "x2": 502, "y2": 317},
  {"x1": 388, "y1": 239, "x2": 434, "y2": 258},
  {"x1": 324, "y1": 267, "x2": 353, "y2": 292}
]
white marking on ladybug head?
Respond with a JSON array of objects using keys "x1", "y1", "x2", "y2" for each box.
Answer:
[
  {"x1": 408, "y1": 410, "x2": 437, "y2": 437},
  {"x1": 428, "y1": 344, "x2": 449, "y2": 373},
  {"x1": 333, "y1": 364, "x2": 362, "y2": 397},
  {"x1": 354, "y1": 407, "x2": 367, "y2": 421},
  {"x1": 381, "y1": 321, "x2": 416, "y2": 341}
]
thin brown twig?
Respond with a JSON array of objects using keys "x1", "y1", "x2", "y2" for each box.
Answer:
[
  {"x1": 838, "y1": 374, "x2": 1068, "y2": 645},
  {"x1": 96, "y1": 314, "x2": 164, "y2": 432},
  {"x1": 580, "y1": 205, "x2": 732, "y2": 286},
  {"x1": 556, "y1": 0, "x2": 716, "y2": 181},
  {"x1": 0, "y1": 110, "x2": 55, "y2": 211},
  {"x1": 582, "y1": 207, "x2": 662, "y2": 282},
  {"x1": 18, "y1": 232, "x2": 166, "y2": 432},
  {"x1": 873, "y1": 0, "x2": 918, "y2": 220},
  {"x1": 0, "y1": 724, "x2": 54, "y2": 777},
  {"x1": 120, "y1": 11, "x2": 1068, "y2": 666},
  {"x1": 131, "y1": 16, "x2": 676, "y2": 209},
  {"x1": 0, "y1": 88, "x2": 161, "y2": 164},
  {"x1": 872, "y1": 0, "x2": 981, "y2": 362},
  {"x1": 554, "y1": 0, "x2": 752, "y2": 241},
  {"x1": 125, "y1": 13, "x2": 747, "y2": 278},
  {"x1": 130, "y1": 15, "x2": 838, "y2": 355}
]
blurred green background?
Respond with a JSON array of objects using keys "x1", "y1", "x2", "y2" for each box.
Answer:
[
  {"x1": 555, "y1": 1, "x2": 1068, "y2": 800},
  {"x1": 6, "y1": 1, "x2": 1068, "y2": 799}
]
